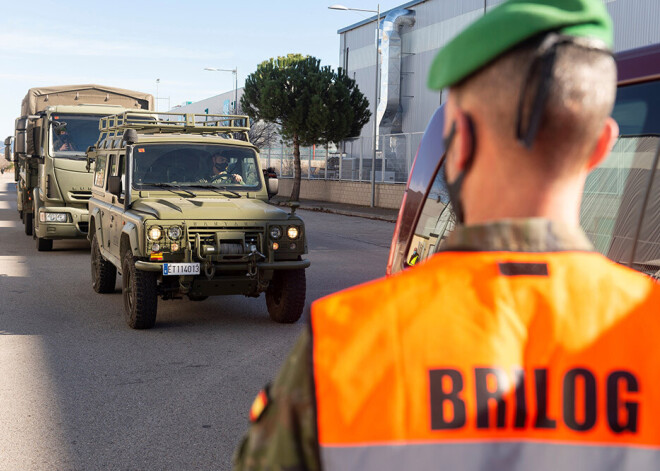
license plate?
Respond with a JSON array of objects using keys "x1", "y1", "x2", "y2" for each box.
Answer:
[{"x1": 162, "y1": 263, "x2": 200, "y2": 276}]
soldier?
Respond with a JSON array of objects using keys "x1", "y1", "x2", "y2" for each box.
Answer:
[
  {"x1": 234, "y1": 1, "x2": 660, "y2": 470},
  {"x1": 208, "y1": 153, "x2": 243, "y2": 184},
  {"x1": 54, "y1": 128, "x2": 75, "y2": 151}
]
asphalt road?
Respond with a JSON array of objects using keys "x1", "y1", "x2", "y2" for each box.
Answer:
[{"x1": 0, "y1": 173, "x2": 394, "y2": 471}]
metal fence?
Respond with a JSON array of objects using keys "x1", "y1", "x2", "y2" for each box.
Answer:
[{"x1": 259, "y1": 132, "x2": 424, "y2": 184}]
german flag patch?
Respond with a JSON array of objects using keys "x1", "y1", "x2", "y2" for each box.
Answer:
[{"x1": 249, "y1": 387, "x2": 270, "y2": 423}]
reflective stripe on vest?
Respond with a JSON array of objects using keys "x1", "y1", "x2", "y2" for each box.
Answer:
[
  {"x1": 321, "y1": 441, "x2": 660, "y2": 471},
  {"x1": 311, "y1": 251, "x2": 660, "y2": 470}
]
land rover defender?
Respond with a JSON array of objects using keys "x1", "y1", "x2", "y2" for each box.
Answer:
[{"x1": 87, "y1": 111, "x2": 310, "y2": 329}]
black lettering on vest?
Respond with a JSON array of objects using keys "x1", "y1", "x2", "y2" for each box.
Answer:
[
  {"x1": 563, "y1": 368, "x2": 597, "y2": 431},
  {"x1": 475, "y1": 368, "x2": 508, "y2": 428},
  {"x1": 607, "y1": 371, "x2": 639, "y2": 433},
  {"x1": 534, "y1": 369, "x2": 557, "y2": 429},
  {"x1": 513, "y1": 368, "x2": 527, "y2": 428},
  {"x1": 498, "y1": 262, "x2": 549, "y2": 277},
  {"x1": 429, "y1": 369, "x2": 466, "y2": 430}
]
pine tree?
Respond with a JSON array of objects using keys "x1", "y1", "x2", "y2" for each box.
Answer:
[{"x1": 241, "y1": 54, "x2": 370, "y2": 201}]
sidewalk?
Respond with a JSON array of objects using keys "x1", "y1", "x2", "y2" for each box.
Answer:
[{"x1": 270, "y1": 196, "x2": 399, "y2": 223}]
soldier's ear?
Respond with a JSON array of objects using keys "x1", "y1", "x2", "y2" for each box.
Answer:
[
  {"x1": 587, "y1": 117, "x2": 618, "y2": 172},
  {"x1": 454, "y1": 110, "x2": 476, "y2": 172}
]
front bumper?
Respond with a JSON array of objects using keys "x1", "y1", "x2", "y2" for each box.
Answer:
[
  {"x1": 135, "y1": 259, "x2": 310, "y2": 272},
  {"x1": 35, "y1": 207, "x2": 89, "y2": 239}
]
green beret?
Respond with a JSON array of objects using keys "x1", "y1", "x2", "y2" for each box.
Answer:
[{"x1": 427, "y1": 0, "x2": 613, "y2": 90}]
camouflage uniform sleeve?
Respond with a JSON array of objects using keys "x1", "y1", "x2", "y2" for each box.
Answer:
[{"x1": 233, "y1": 328, "x2": 321, "y2": 471}]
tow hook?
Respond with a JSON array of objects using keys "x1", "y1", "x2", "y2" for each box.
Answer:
[
  {"x1": 247, "y1": 246, "x2": 265, "y2": 277},
  {"x1": 203, "y1": 261, "x2": 216, "y2": 279}
]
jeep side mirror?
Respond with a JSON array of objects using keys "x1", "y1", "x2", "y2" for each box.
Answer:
[
  {"x1": 108, "y1": 175, "x2": 122, "y2": 196},
  {"x1": 263, "y1": 167, "x2": 278, "y2": 198}
]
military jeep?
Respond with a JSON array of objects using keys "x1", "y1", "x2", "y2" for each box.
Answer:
[{"x1": 87, "y1": 111, "x2": 310, "y2": 329}]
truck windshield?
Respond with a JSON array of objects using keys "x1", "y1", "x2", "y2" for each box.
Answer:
[
  {"x1": 51, "y1": 114, "x2": 105, "y2": 159},
  {"x1": 132, "y1": 143, "x2": 261, "y2": 191},
  {"x1": 580, "y1": 80, "x2": 660, "y2": 278}
]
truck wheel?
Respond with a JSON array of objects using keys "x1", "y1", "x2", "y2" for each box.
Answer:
[
  {"x1": 91, "y1": 233, "x2": 116, "y2": 293},
  {"x1": 36, "y1": 237, "x2": 53, "y2": 251},
  {"x1": 265, "y1": 268, "x2": 306, "y2": 324},
  {"x1": 122, "y1": 249, "x2": 158, "y2": 329},
  {"x1": 23, "y1": 211, "x2": 33, "y2": 236}
]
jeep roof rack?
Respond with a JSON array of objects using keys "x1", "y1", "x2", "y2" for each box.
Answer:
[{"x1": 98, "y1": 111, "x2": 251, "y2": 142}]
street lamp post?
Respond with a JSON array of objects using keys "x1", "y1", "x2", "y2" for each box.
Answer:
[
  {"x1": 329, "y1": 3, "x2": 380, "y2": 207},
  {"x1": 203, "y1": 67, "x2": 238, "y2": 114},
  {"x1": 156, "y1": 78, "x2": 160, "y2": 112}
]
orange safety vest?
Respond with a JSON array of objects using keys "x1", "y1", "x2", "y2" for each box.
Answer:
[{"x1": 311, "y1": 250, "x2": 660, "y2": 470}]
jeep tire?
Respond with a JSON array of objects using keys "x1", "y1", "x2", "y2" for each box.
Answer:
[
  {"x1": 265, "y1": 268, "x2": 306, "y2": 323},
  {"x1": 122, "y1": 249, "x2": 158, "y2": 329},
  {"x1": 91, "y1": 233, "x2": 116, "y2": 293}
]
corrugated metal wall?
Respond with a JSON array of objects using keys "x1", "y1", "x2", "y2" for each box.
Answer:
[{"x1": 339, "y1": 0, "x2": 660, "y2": 138}]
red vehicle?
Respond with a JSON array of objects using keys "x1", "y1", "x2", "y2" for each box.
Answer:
[{"x1": 387, "y1": 43, "x2": 660, "y2": 279}]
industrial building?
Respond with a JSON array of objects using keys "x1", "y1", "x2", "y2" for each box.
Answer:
[{"x1": 175, "y1": 0, "x2": 660, "y2": 207}]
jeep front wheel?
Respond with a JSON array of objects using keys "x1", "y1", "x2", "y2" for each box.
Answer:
[
  {"x1": 265, "y1": 268, "x2": 306, "y2": 323},
  {"x1": 122, "y1": 249, "x2": 158, "y2": 329},
  {"x1": 91, "y1": 233, "x2": 116, "y2": 293}
]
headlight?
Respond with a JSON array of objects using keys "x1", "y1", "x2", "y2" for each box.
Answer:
[
  {"x1": 148, "y1": 226, "x2": 162, "y2": 241},
  {"x1": 167, "y1": 225, "x2": 182, "y2": 240},
  {"x1": 270, "y1": 226, "x2": 282, "y2": 239},
  {"x1": 287, "y1": 226, "x2": 300, "y2": 239},
  {"x1": 40, "y1": 212, "x2": 67, "y2": 223}
]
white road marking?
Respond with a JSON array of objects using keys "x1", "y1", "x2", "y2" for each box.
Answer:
[{"x1": 0, "y1": 256, "x2": 29, "y2": 277}]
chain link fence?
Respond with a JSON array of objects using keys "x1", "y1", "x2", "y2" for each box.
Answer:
[{"x1": 259, "y1": 132, "x2": 424, "y2": 184}]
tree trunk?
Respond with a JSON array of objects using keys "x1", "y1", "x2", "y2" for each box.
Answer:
[{"x1": 290, "y1": 134, "x2": 301, "y2": 202}]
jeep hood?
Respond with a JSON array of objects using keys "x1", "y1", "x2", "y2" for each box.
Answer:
[{"x1": 131, "y1": 197, "x2": 291, "y2": 221}]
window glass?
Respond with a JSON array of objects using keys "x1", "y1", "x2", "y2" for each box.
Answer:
[
  {"x1": 50, "y1": 114, "x2": 104, "y2": 159},
  {"x1": 94, "y1": 154, "x2": 107, "y2": 188},
  {"x1": 581, "y1": 80, "x2": 660, "y2": 273},
  {"x1": 131, "y1": 143, "x2": 261, "y2": 190},
  {"x1": 404, "y1": 160, "x2": 455, "y2": 268}
]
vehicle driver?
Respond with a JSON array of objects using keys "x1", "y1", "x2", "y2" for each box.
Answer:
[
  {"x1": 233, "y1": 1, "x2": 660, "y2": 470},
  {"x1": 54, "y1": 129, "x2": 75, "y2": 151},
  {"x1": 206, "y1": 153, "x2": 243, "y2": 184}
]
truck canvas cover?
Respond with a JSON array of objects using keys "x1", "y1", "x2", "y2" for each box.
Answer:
[{"x1": 21, "y1": 84, "x2": 154, "y2": 116}]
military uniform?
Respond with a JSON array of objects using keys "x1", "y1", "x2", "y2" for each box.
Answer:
[{"x1": 233, "y1": 219, "x2": 624, "y2": 471}]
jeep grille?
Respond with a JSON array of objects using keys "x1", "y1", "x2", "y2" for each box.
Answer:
[{"x1": 187, "y1": 226, "x2": 264, "y2": 253}]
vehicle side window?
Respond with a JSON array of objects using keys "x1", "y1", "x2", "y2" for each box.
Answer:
[
  {"x1": 108, "y1": 154, "x2": 117, "y2": 178},
  {"x1": 94, "y1": 154, "x2": 107, "y2": 188},
  {"x1": 404, "y1": 161, "x2": 455, "y2": 269},
  {"x1": 118, "y1": 154, "x2": 126, "y2": 200}
]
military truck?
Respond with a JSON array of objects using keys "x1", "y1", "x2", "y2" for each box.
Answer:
[
  {"x1": 87, "y1": 111, "x2": 310, "y2": 329},
  {"x1": 12, "y1": 85, "x2": 153, "y2": 250}
]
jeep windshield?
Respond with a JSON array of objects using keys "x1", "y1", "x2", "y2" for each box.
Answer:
[
  {"x1": 580, "y1": 80, "x2": 660, "y2": 278},
  {"x1": 51, "y1": 114, "x2": 106, "y2": 159},
  {"x1": 132, "y1": 143, "x2": 262, "y2": 191}
]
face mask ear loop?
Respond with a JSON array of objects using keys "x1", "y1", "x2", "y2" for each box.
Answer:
[{"x1": 444, "y1": 113, "x2": 477, "y2": 224}]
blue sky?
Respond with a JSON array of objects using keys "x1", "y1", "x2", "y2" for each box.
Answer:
[{"x1": 0, "y1": 0, "x2": 405, "y2": 137}]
